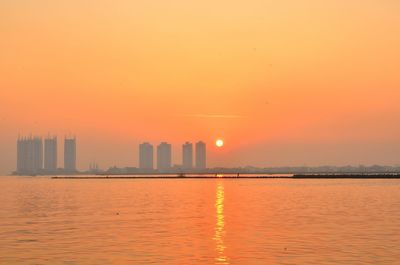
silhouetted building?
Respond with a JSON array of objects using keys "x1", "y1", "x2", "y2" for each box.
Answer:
[
  {"x1": 139, "y1": 142, "x2": 154, "y2": 170},
  {"x1": 64, "y1": 137, "x2": 76, "y2": 172},
  {"x1": 157, "y1": 142, "x2": 172, "y2": 171},
  {"x1": 182, "y1": 142, "x2": 193, "y2": 170},
  {"x1": 195, "y1": 141, "x2": 206, "y2": 170},
  {"x1": 44, "y1": 136, "x2": 57, "y2": 172},
  {"x1": 17, "y1": 136, "x2": 43, "y2": 174}
]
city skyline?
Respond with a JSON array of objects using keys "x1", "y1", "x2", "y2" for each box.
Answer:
[
  {"x1": 1, "y1": 0, "x2": 400, "y2": 175},
  {"x1": 15, "y1": 135, "x2": 400, "y2": 174},
  {"x1": 10, "y1": 134, "x2": 400, "y2": 175},
  {"x1": 15, "y1": 136, "x2": 213, "y2": 174},
  {"x1": 138, "y1": 141, "x2": 206, "y2": 172},
  {"x1": 16, "y1": 135, "x2": 77, "y2": 174}
]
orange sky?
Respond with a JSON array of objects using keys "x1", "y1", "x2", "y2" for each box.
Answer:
[{"x1": 1, "y1": 0, "x2": 400, "y2": 173}]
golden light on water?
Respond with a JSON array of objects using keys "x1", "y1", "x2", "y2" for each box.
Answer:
[{"x1": 213, "y1": 183, "x2": 229, "y2": 264}]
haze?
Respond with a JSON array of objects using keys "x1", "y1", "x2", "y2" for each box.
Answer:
[{"x1": 1, "y1": 0, "x2": 400, "y2": 174}]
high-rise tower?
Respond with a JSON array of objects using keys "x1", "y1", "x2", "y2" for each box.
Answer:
[
  {"x1": 157, "y1": 142, "x2": 172, "y2": 172},
  {"x1": 44, "y1": 136, "x2": 57, "y2": 172},
  {"x1": 195, "y1": 141, "x2": 206, "y2": 170},
  {"x1": 139, "y1": 142, "x2": 154, "y2": 170},
  {"x1": 182, "y1": 142, "x2": 193, "y2": 170},
  {"x1": 64, "y1": 137, "x2": 76, "y2": 172},
  {"x1": 16, "y1": 136, "x2": 43, "y2": 174}
]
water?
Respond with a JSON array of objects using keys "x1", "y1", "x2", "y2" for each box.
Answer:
[{"x1": 1, "y1": 176, "x2": 400, "y2": 264}]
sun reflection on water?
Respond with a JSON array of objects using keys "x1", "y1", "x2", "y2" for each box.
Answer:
[{"x1": 213, "y1": 182, "x2": 229, "y2": 264}]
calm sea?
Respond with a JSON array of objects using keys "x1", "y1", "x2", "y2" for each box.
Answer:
[{"x1": 1, "y1": 176, "x2": 399, "y2": 264}]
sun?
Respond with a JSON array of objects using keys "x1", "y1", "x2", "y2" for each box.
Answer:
[{"x1": 216, "y1": 139, "x2": 224, "y2": 147}]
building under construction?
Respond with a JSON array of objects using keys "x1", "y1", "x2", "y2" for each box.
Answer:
[
  {"x1": 17, "y1": 136, "x2": 43, "y2": 175},
  {"x1": 16, "y1": 135, "x2": 77, "y2": 175}
]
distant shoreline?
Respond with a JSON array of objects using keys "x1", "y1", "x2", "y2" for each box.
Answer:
[
  {"x1": 293, "y1": 174, "x2": 400, "y2": 179},
  {"x1": 51, "y1": 173, "x2": 400, "y2": 179}
]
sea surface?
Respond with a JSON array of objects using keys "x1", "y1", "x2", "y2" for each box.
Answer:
[{"x1": 0, "y1": 176, "x2": 400, "y2": 264}]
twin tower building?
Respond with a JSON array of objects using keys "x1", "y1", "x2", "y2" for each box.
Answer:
[
  {"x1": 139, "y1": 141, "x2": 206, "y2": 172},
  {"x1": 16, "y1": 136, "x2": 76, "y2": 175}
]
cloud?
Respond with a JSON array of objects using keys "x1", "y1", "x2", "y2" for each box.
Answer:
[{"x1": 183, "y1": 114, "x2": 247, "y2": 119}]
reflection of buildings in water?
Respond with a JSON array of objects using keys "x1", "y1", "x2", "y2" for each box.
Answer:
[{"x1": 213, "y1": 182, "x2": 229, "y2": 264}]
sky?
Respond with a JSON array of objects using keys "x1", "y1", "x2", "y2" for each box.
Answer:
[{"x1": 1, "y1": 0, "x2": 400, "y2": 174}]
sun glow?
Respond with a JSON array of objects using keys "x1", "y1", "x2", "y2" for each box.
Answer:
[{"x1": 216, "y1": 139, "x2": 224, "y2": 148}]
